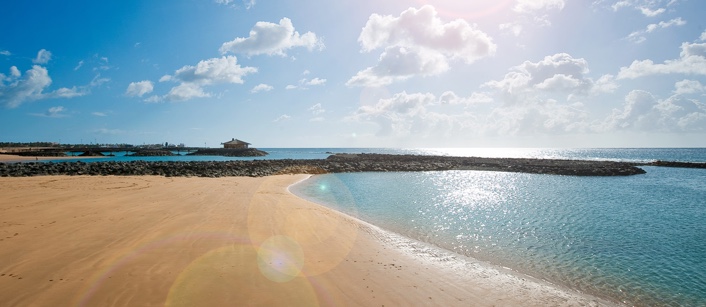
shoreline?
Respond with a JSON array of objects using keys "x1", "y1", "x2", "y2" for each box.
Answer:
[
  {"x1": 0, "y1": 174, "x2": 620, "y2": 306},
  {"x1": 0, "y1": 154, "x2": 101, "y2": 163},
  {"x1": 288, "y1": 176, "x2": 622, "y2": 307}
]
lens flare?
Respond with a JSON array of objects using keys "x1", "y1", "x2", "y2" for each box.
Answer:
[{"x1": 257, "y1": 235, "x2": 305, "y2": 283}]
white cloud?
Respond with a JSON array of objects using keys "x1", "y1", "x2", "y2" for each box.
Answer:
[
  {"x1": 74, "y1": 60, "x2": 84, "y2": 71},
  {"x1": 674, "y1": 79, "x2": 704, "y2": 94},
  {"x1": 46, "y1": 106, "x2": 66, "y2": 117},
  {"x1": 144, "y1": 95, "x2": 163, "y2": 103},
  {"x1": 626, "y1": 17, "x2": 686, "y2": 43},
  {"x1": 287, "y1": 77, "x2": 327, "y2": 89},
  {"x1": 251, "y1": 83, "x2": 273, "y2": 93},
  {"x1": 1, "y1": 65, "x2": 52, "y2": 108},
  {"x1": 305, "y1": 78, "x2": 326, "y2": 86},
  {"x1": 33, "y1": 49, "x2": 52, "y2": 64},
  {"x1": 602, "y1": 89, "x2": 706, "y2": 131},
  {"x1": 484, "y1": 100, "x2": 589, "y2": 136},
  {"x1": 482, "y1": 53, "x2": 604, "y2": 105},
  {"x1": 125, "y1": 80, "x2": 154, "y2": 97},
  {"x1": 348, "y1": 5, "x2": 495, "y2": 87},
  {"x1": 358, "y1": 5, "x2": 495, "y2": 62},
  {"x1": 173, "y1": 56, "x2": 257, "y2": 85},
  {"x1": 617, "y1": 42, "x2": 706, "y2": 79},
  {"x1": 639, "y1": 6, "x2": 665, "y2": 16},
  {"x1": 49, "y1": 87, "x2": 86, "y2": 99},
  {"x1": 438, "y1": 91, "x2": 493, "y2": 105},
  {"x1": 514, "y1": 0, "x2": 565, "y2": 13},
  {"x1": 145, "y1": 56, "x2": 257, "y2": 102},
  {"x1": 165, "y1": 83, "x2": 211, "y2": 101},
  {"x1": 92, "y1": 112, "x2": 107, "y2": 117},
  {"x1": 1, "y1": 50, "x2": 11, "y2": 56},
  {"x1": 351, "y1": 91, "x2": 455, "y2": 137},
  {"x1": 220, "y1": 18, "x2": 323, "y2": 56},
  {"x1": 243, "y1": 0, "x2": 256, "y2": 9},
  {"x1": 499, "y1": 22, "x2": 523, "y2": 36},
  {"x1": 274, "y1": 114, "x2": 291, "y2": 122},
  {"x1": 31, "y1": 106, "x2": 67, "y2": 118},
  {"x1": 309, "y1": 103, "x2": 325, "y2": 115},
  {"x1": 604, "y1": 0, "x2": 677, "y2": 15}
]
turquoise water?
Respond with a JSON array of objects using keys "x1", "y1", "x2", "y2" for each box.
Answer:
[{"x1": 291, "y1": 149, "x2": 706, "y2": 307}]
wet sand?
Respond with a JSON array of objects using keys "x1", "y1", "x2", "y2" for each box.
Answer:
[{"x1": 0, "y1": 175, "x2": 618, "y2": 306}]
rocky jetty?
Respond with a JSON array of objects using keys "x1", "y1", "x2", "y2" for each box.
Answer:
[
  {"x1": 0, "y1": 154, "x2": 648, "y2": 177},
  {"x1": 647, "y1": 160, "x2": 706, "y2": 169},
  {"x1": 78, "y1": 151, "x2": 106, "y2": 157},
  {"x1": 127, "y1": 150, "x2": 176, "y2": 157},
  {"x1": 187, "y1": 148, "x2": 268, "y2": 157}
]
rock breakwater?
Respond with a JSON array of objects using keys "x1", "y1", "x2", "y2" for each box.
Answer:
[{"x1": 0, "y1": 154, "x2": 647, "y2": 177}]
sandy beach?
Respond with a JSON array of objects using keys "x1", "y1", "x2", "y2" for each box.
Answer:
[
  {"x1": 0, "y1": 153, "x2": 94, "y2": 163},
  {"x1": 0, "y1": 174, "x2": 617, "y2": 306}
]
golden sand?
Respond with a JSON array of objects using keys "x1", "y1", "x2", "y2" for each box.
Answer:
[{"x1": 0, "y1": 175, "x2": 616, "y2": 306}]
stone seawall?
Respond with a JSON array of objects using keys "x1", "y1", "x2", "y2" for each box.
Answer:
[{"x1": 0, "y1": 154, "x2": 647, "y2": 177}]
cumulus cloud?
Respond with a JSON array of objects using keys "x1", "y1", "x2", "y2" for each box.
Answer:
[
  {"x1": 499, "y1": 22, "x2": 523, "y2": 36},
  {"x1": 673, "y1": 79, "x2": 704, "y2": 94},
  {"x1": 144, "y1": 56, "x2": 257, "y2": 102},
  {"x1": 74, "y1": 60, "x2": 84, "y2": 71},
  {"x1": 125, "y1": 80, "x2": 154, "y2": 97},
  {"x1": 251, "y1": 83, "x2": 273, "y2": 93},
  {"x1": 602, "y1": 89, "x2": 706, "y2": 131},
  {"x1": 514, "y1": 0, "x2": 565, "y2": 13},
  {"x1": 286, "y1": 77, "x2": 327, "y2": 89},
  {"x1": 33, "y1": 49, "x2": 52, "y2": 64},
  {"x1": 274, "y1": 114, "x2": 291, "y2": 122},
  {"x1": 165, "y1": 83, "x2": 211, "y2": 101},
  {"x1": 1, "y1": 65, "x2": 87, "y2": 108},
  {"x1": 220, "y1": 18, "x2": 323, "y2": 56},
  {"x1": 30, "y1": 106, "x2": 67, "y2": 118},
  {"x1": 484, "y1": 100, "x2": 589, "y2": 136},
  {"x1": 309, "y1": 103, "x2": 325, "y2": 115},
  {"x1": 605, "y1": 0, "x2": 677, "y2": 15},
  {"x1": 172, "y1": 56, "x2": 257, "y2": 85},
  {"x1": 438, "y1": 91, "x2": 493, "y2": 105},
  {"x1": 639, "y1": 6, "x2": 665, "y2": 16},
  {"x1": 348, "y1": 88, "x2": 595, "y2": 140},
  {"x1": 306, "y1": 78, "x2": 326, "y2": 86},
  {"x1": 625, "y1": 17, "x2": 686, "y2": 43},
  {"x1": 348, "y1": 5, "x2": 495, "y2": 87},
  {"x1": 351, "y1": 91, "x2": 455, "y2": 137},
  {"x1": 617, "y1": 42, "x2": 706, "y2": 79},
  {"x1": 482, "y1": 53, "x2": 606, "y2": 104}
]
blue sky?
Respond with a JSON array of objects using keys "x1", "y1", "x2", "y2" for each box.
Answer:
[{"x1": 1, "y1": 0, "x2": 706, "y2": 148}]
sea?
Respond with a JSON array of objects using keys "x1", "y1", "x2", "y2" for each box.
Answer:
[{"x1": 42, "y1": 148, "x2": 706, "y2": 306}]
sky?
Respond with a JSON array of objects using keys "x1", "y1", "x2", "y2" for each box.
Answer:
[{"x1": 1, "y1": 0, "x2": 706, "y2": 148}]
